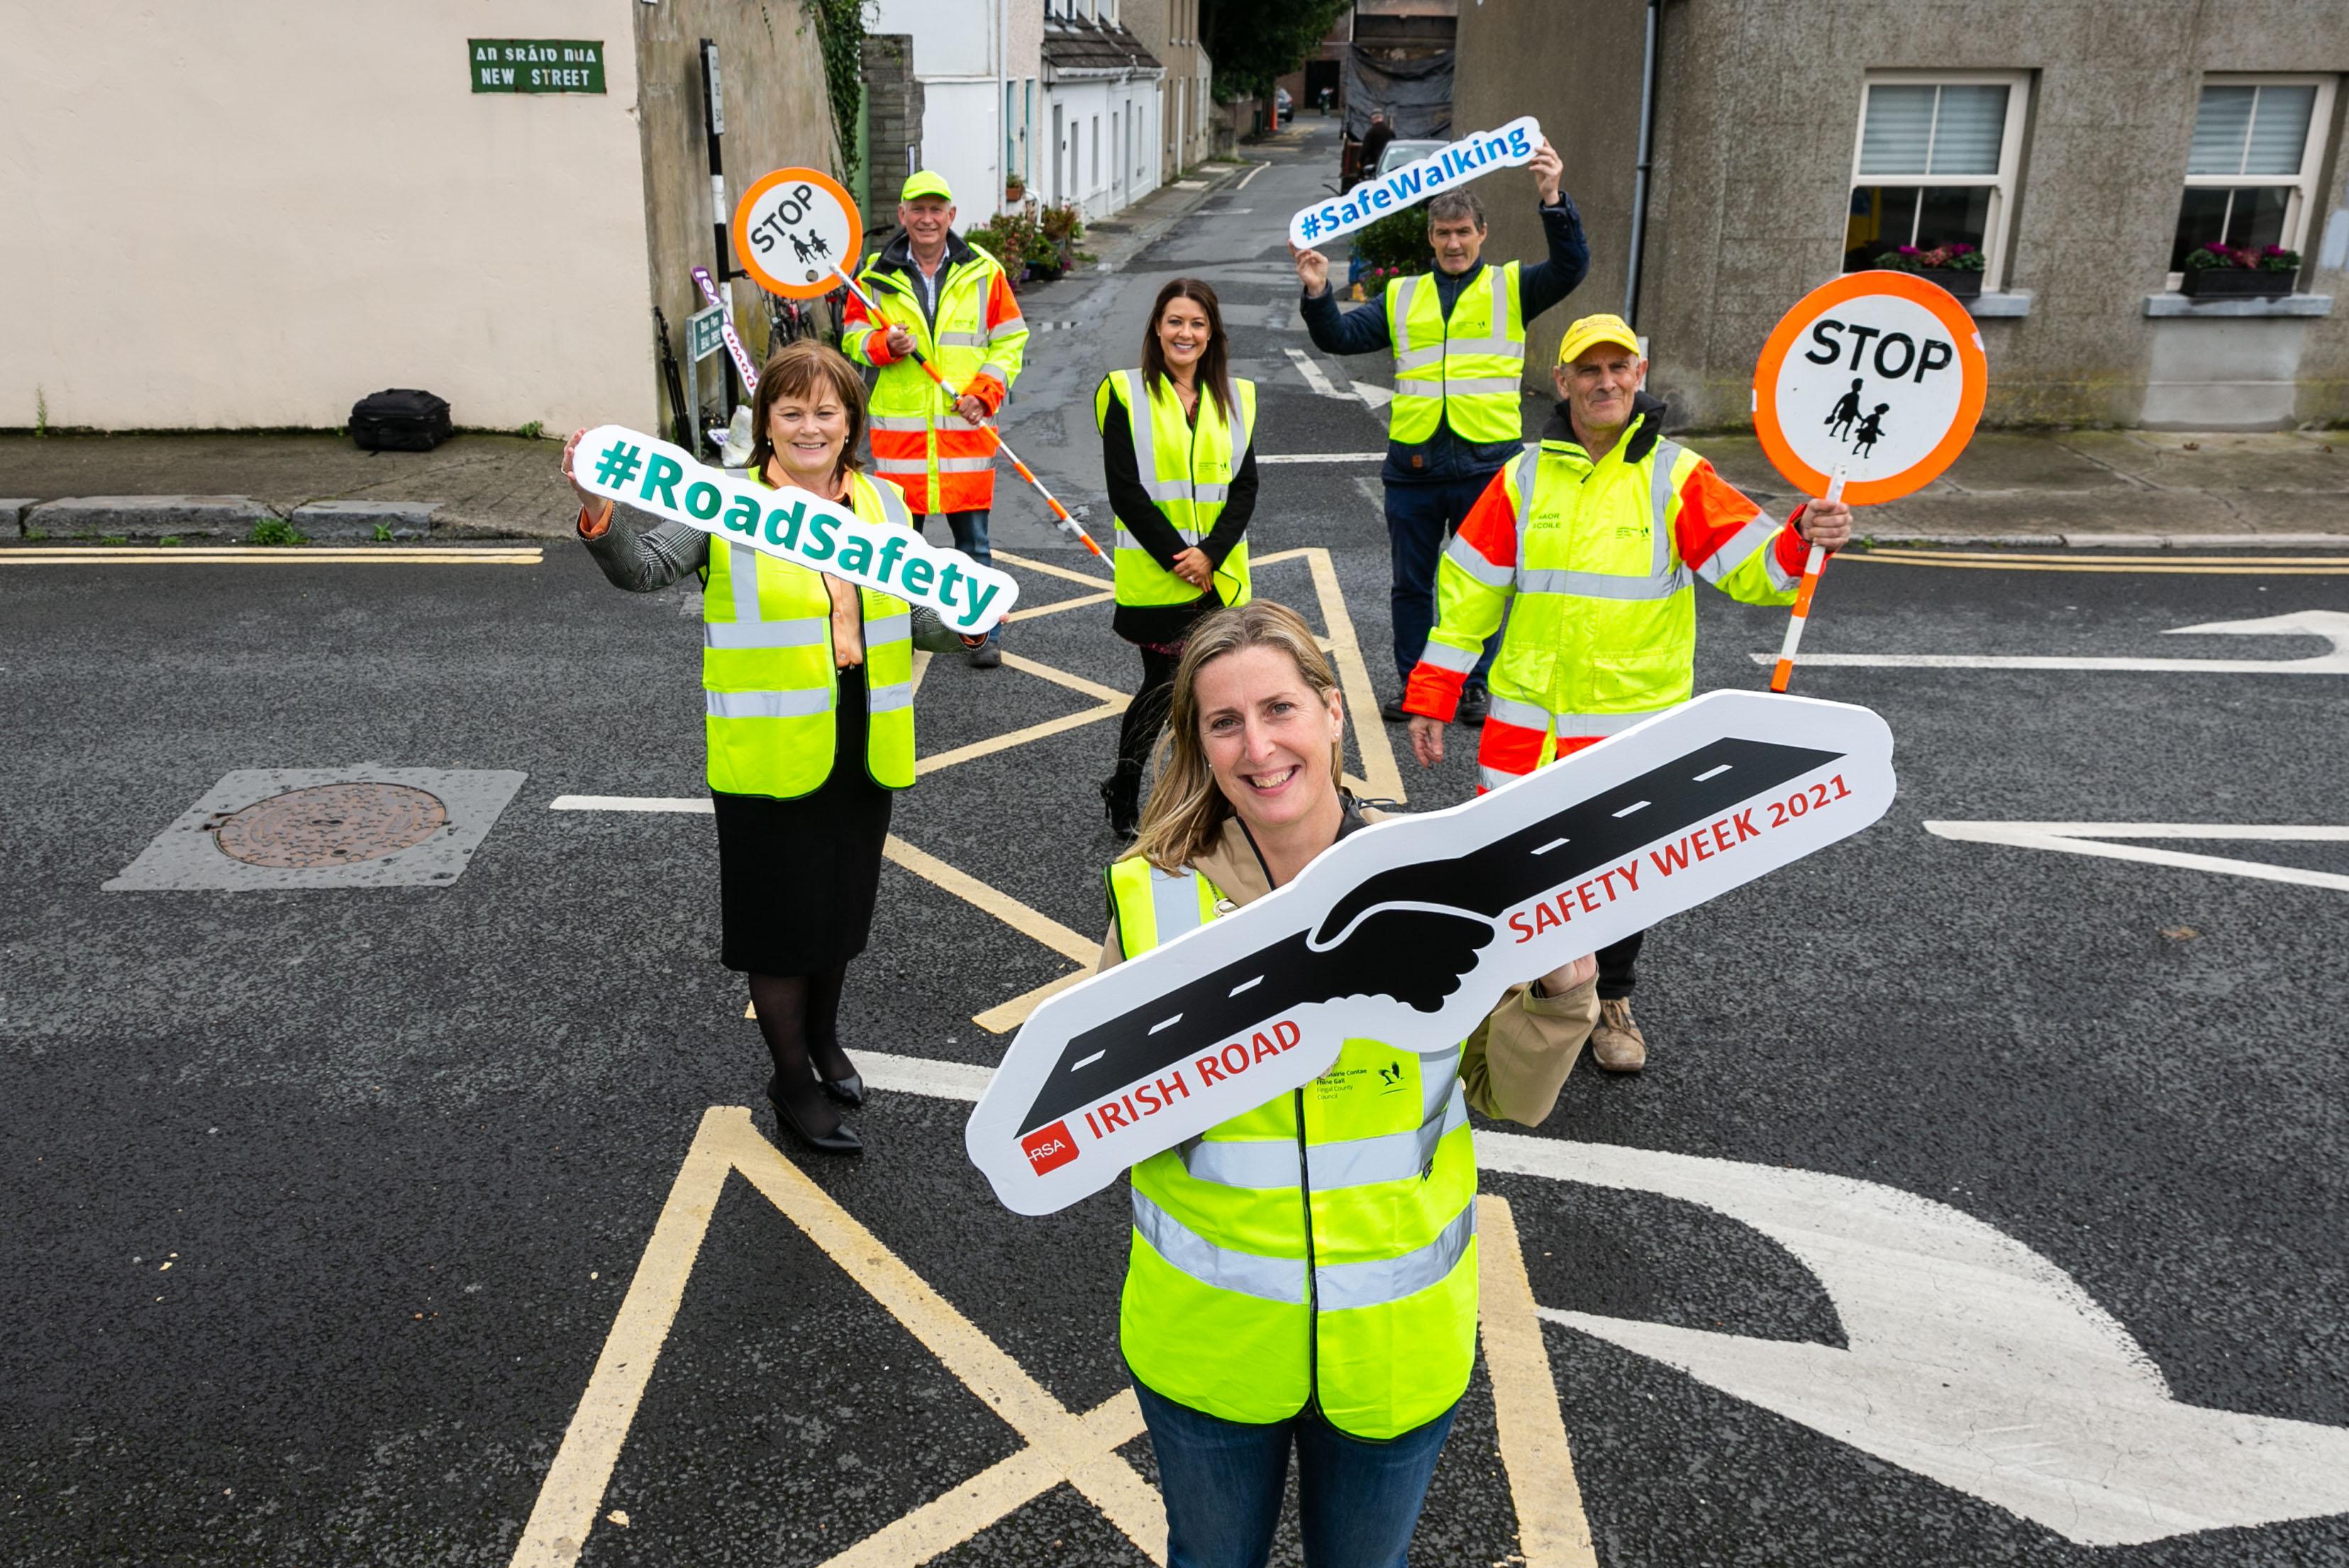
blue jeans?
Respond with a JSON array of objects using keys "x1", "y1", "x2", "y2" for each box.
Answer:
[
  {"x1": 1133, "y1": 1377, "x2": 1459, "y2": 1568},
  {"x1": 921, "y1": 508, "x2": 996, "y2": 642},
  {"x1": 1385, "y1": 475, "x2": 1500, "y2": 694}
]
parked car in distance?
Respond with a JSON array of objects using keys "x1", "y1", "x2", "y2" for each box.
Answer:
[{"x1": 1377, "y1": 139, "x2": 1448, "y2": 175}]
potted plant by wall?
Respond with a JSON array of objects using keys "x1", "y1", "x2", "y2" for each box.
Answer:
[
  {"x1": 1006, "y1": 173, "x2": 1026, "y2": 204},
  {"x1": 1039, "y1": 201, "x2": 1084, "y2": 271},
  {"x1": 2181, "y1": 243, "x2": 2298, "y2": 299},
  {"x1": 1025, "y1": 233, "x2": 1063, "y2": 283},
  {"x1": 1873, "y1": 242, "x2": 1984, "y2": 299}
]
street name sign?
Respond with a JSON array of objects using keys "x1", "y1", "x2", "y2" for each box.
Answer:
[
  {"x1": 572, "y1": 424, "x2": 1018, "y2": 633},
  {"x1": 469, "y1": 40, "x2": 606, "y2": 94},
  {"x1": 1288, "y1": 116, "x2": 1543, "y2": 249},
  {"x1": 734, "y1": 167, "x2": 864, "y2": 299},
  {"x1": 1752, "y1": 270, "x2": 1987, "y2": 505},
  {"x1": 685, "y1": 304, "x2": 726, "y2": 363},
  {"x1": 967, "y1": 691, "x2": 1894, "y2": 1214}
]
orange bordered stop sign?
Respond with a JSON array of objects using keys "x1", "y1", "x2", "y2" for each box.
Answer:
[
  {"x1": 1753, "y1": 271, "x2": 1987, "y2": 506},
  {"x1": 733, "y1": 167, "x2": 863, "y2": 299}
]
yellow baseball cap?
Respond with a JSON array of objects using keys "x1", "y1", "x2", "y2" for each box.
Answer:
[
  {"x1": 901, "y1": 170, "x2": 954, "y2": 203},
  {"x1": 1557, "y1": 313, "x2": 1642, "y2": 365}
]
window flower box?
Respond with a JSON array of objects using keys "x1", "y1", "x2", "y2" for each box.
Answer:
[
  {"x1": 1874, "y1": 243, "x2": 1986, "y2": 299},
  {"x1": 2182, "y1": 245, "x2": 2298, "y2": 299},
  {"x1": 1916, "y1": 267, "x2": 1982, "y2": 299}
]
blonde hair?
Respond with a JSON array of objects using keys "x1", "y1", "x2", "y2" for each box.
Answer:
[{"x1": 1128, "y1": 601, "x2": 1347, "y2": 872}]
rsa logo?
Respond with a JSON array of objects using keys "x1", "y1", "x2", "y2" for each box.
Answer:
[{"x1": 1021, "y1": 1121, "x2": 1079, "y2": 1174}]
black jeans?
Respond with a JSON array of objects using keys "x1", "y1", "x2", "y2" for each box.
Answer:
[
  {"x1": 1384, "y1": 473, "x2": 1502, "y2": 693},
  {"x1": 922, "y1": 509, "x2": 998, "y2": 640},
  {"x1": 1596, "y1": 930, "x2": 1643, "y2": 1001},
  {"x1": 1112, "y1": 644, "x2": 1183, "y2": 794}
]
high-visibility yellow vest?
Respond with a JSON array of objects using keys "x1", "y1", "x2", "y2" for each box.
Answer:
[
  {"x1": 1384, "y1": 260, "x2": 1527, "y2": 445},
  {"x1": 1093, "y1": 369, "x2": 1256, "y2": 611},
  {"x1": 701, "y1": 469, "x2": 916, "y2": 798},
  {"x1": 1109, "y1": 858, "x2": 1478, "y2": 1440},
  {"x1": 846, "y1": 245, "x2": 1027, "y2": 512}
]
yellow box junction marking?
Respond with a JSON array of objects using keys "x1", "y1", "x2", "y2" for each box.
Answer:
[{"x1": 514, "y1": 1099, "x2": 1594, "y2": 1567}]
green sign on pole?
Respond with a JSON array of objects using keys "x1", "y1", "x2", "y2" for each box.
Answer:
[{"x1": 470, "y1": 40, "x2": 606, "y2": 95}]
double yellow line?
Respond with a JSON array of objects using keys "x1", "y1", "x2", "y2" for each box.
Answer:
[{"x1": 0, "y1": 545, "x2": 543, "y2": 566}]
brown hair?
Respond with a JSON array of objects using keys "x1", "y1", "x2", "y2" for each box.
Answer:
[
  {"x1": 748, "y1": 338, "x2": 869, "y2": 484},
  {"x1": 1140, "y1": 277, "x2": 1233, "y2": 421},
  {"x1": 1128, "y1": 601, "x2": 1347, "y2": 872},
  {"x1": 1427, "y1": 190, "x2": 1487, "y2": 231}
]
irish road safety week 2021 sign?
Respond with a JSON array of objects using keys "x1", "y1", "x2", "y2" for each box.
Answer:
[
  {"x1": 734, "y1": 167, "x2": 864, "y2": 299},
  {"x1": 966, "y1": 691, "x2": 1895, "y2": 1214},
  {"x1": 1753, "y1": 270, "x2": 1988, "y2": 506},
  {"x1": 571, "y1": 426, "x2": 1018, "y2": 633},
  {"x1": 1288, "y1": 116, "x2": 1543, "y2": 249}
]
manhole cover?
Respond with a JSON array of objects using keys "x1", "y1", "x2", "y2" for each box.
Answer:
[{"x1": 211, "y1": 782, "x2": 448, "y2": 867}]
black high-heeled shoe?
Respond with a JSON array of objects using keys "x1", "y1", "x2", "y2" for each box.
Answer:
[
  {"x1": 766, "y1": 1074, "x2": 863, "y2": 1156},
  {"x1": 819, "y1": 1070, "x2": 865, "y2": 1108}
]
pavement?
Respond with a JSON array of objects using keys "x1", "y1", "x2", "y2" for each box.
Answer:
[
  {"x1": 6, "y1": 121, "x2": 2345, "y2": 550},
  {"x1": 5, "y1": 114, "x2": 2348, "y2": 1568}
]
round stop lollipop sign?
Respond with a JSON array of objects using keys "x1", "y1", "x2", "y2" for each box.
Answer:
[
  {"x1": 733, "y1": 167, "x2": 863, "y2": 298},
  {"x1": 1753, "y1": 271, "x2": 1987, "y2": 506}
]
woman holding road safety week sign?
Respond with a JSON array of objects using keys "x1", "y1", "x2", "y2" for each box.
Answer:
[
  {"x1": 1093, "y1": 277, "x2": 1259, "y2": 840},
  {"x1": 1097, "y1": 601, "x2": 1599, "y2": 1567},
  {"x1": 562, "y1": 341, "x2": 962, "y2": 1158}
]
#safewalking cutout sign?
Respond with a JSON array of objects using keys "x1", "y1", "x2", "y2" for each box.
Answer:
[
  {"x1": 572, "y1": 426, "x2": 1018, "y2": 633},
  {"x1": 967, "y1": 691, "x2": 1895, "y2": 1214},
  {"x1": 1289, "y1": 116, "x2": 1543, "y2": 248}
]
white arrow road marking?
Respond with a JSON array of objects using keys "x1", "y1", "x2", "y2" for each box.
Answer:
[
  {"x1": 1923, "y1": 821, "x2": 2349, "y2": 893},
  {"x1": 1478, "y1": 1134, "x2": 2349, "y2": 1547},
  {"x1": 1284, "y1": 346, "x2": 1353, "y2": 401},
  {"x1": 854, "y1": 1050, "x2": 2349, "y2": 1547},
  {"x1": 1753, "y1": 608, "x2": 2349, "y2": 674},
  {"x1": 1356, "y1": 384, "x2": 1394, "y2": 410}
]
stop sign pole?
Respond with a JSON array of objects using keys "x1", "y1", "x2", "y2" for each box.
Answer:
[{"x1": 1751, "y1": 271, "x2": 1988, "y2": 690}]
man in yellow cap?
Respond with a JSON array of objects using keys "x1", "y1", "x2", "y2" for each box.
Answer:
[
  {"x1": 843, "y1": 170, "x2": 1028, "y2": 667},
  {"x1": 1400, "y1": 313, "x2": 1851, "y2": 1072}
]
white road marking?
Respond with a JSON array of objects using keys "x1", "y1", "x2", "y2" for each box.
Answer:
[
  {"x1": 1257, "y1": 452, "x2": 1385, "y2": 464},
  {"x1": 1356, "y1": 384, "x2": 1394, "y2": 410},
  {"x1": 1610, "y1": 800, "x2": 1650, "y2": 818},
  {"x1": 1923, "y1": 821, "x2": 2349, "y2": 893},
  {"x1": 1756, "y1": 608, "x2": 2349, "y2": 675},
  {"x1": 839, "y1": 1050, "x2": 2349, "y2": 1545},
  {"x1": 1694, "y1": 764, "x2": 1732, "y2": 782},
  {"x1": 1228, "y1": 974, "x2": 1263, "y2": 996},
  {"x1": 1532, "y1": 838, "x2": 1569, "y2": 855},
  {"x1": 1235, "y1": 160, "x2": 1270, "y2": 190},
  {"x1": 1284, "y1": 346, "x2": 1352, "y2": 401},
  {"x1": 1071, "y1": 1049, "x2": 1106, "y2": 1071},
  {"x1": 1147, "y1": 1013, "x2": 1182, "y2": 1035},
  {"x1": 550, "y1": 794, "x2": 710, "y2": 813}
]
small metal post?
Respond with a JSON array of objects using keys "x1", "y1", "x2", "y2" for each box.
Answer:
[{"x1": 699, "y1": 39, "x2": 738, "y2": 409}]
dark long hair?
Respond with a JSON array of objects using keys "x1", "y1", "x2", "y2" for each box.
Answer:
[
  {"x1": 1140, "y1": 277, "x2": 1231, "y2": 421},
  {"x1": 748, "y1": 339, "x2": 869, "y2": 485}
]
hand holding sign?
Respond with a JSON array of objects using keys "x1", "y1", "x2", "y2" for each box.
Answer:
[
  {"x1": 1753, "y1": 271, "x2": 1988, "y2": 689},
  {"x1": 965, "y1": 691, "x2": 1895, "y2": 1215}
]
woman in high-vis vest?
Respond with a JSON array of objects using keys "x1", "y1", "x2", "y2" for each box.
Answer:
[
  {"x1": 1097, "y1": 601, "x2": 1600, "y2": 1567},
  {"x1": 1094, "y1": 277, "x2": 1258, "y2": 840},
  {"x1": 562, "y1": 340, "x2": 953, "y2": 1157}
]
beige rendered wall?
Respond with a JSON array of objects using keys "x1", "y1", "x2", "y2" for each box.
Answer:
[
  {"x1": 0, "y1": 1, "x2": 655, "y2": 433},
  {"x1": 630, "y1": 0, "x2": 846, "y2": 411},
  {"x1": 1456, "y1": 0, "x2": 2349, "y2": 430}
]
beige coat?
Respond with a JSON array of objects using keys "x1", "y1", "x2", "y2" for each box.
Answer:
[{"x1": 1097, "y1": 811, "x2": 1601, "y2": 1125}]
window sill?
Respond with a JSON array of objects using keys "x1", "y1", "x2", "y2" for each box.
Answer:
[
  {"x1": 1967, "y1": 291, "x2": 2031, "y2": 318},
  {"x1": 2143, "y1": 291, "x2": 2332, "y2": 318}
]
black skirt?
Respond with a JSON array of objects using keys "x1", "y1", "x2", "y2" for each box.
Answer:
[{"x1": 713, "y1": 665, "x2": 895, "y2": 974}]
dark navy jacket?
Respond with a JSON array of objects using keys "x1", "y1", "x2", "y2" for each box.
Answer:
[{"x1": 1301, "y1": 197, "x2": 1591, "y2": 486}]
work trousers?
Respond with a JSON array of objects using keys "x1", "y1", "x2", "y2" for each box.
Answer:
[
  {"x1": 919, "y1": 508, "x2": 999, "y2": 642},
  {"x1": 1133, "y1": 1377, "x2": 1457, "y2": 1568},
  {"x1": 1385, "y1": 473, "x2": 1501, "y2": 693}
]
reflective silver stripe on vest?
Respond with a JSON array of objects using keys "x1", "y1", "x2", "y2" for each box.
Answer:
[
  {"x1": 867, "y1": 679, "x2": 914, "y2": 713},
  {"x1": 1694, "y1": 516, "x2": 1779, "y2": 586},
  {"x1": 870, "y1": 413, "x2": 934, "y2": 433},
  {"x1": 935, "y1": 455, "x2": 996, "y2": 474},
  {"x1": 977, "y1": 362, "x2": 1012, "y2": 387},
  {"x1": 1132, "y1": 1189, "x2": 1306, "y2": 1303},
  {"x1": 1420, "y1": 1045, "x2": 1462, "y2": 1121},
  {"x1": 1487, "y1": 694, "x2": 1553, "y2": 732},
  {"x1": 1441, "y1": 376, "x2": 1523, "y2": 397},
  {"x1": 1116, "y1": 524, "x2": 1204, "y2": 554},
  {"x1": 874, "y1": 455, "x2": 931, "y2": 474},
  {"x1": 867, "y1": 480, "x2": 916, "y2": 530},
  {"x1": 730, "y1": 541, "x2": 764, "y2": 625},
  {"x1": 1765, "y1": 523, "x2": 1801, "y2": 591},
  {"x1": 865, "y1": 612, "x2": 911, "y2": 645},
  {"x1": 989, "y1": 311, "x2": 1027, "y2": 337},
  {"x1": 705, "y1": 688, "x2": 831, "y2": 719},
  {"x1": 704, "y1": 618, "x2": 827, "y2": 650},
  {"x1": 1485, "y1": 699, "x2": 1653, "y2": 739},
  {"x1": 1479, "y1": 764, "x2": 1521, "y2": 791},
  {"x1": 1227, "y1": 378, "x2": 1255, "y2": 456},
  {"x1": 1314, "y1": 1196, "x2": 1477, "y2": 1311},
  {"x1": 1395, "y1": 345, "x2": 1445, "y2": 375},
  {"x1": 1121, "y1": 369, "x2": 1194, "y2": 504},
  {"x1": 1516, "y1": 564, "x2": 1692, "y2": 599},
  {"x1": 936, "y1": 330, "x2": 987, "y2": 348},
  {"x1": 1416, "y1": 639, "x2": 1479, "y2": 674},
  {"x1": 1150, "y1": 864, "x2": 1209, "y2": 943},
  {"x1": 1443, "y1": 532, "x2": 1513, "y2": 589},
  {"x1": 1648, "y1": 440, "x2": 1682, "y2": 578},
  {"x1": 1179, "y1": 1084, "x2": 1467, "y2": 1192}
]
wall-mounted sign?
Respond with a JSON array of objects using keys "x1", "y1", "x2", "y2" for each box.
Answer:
[
  {"x1": 470, "y1": 40, "x2": 606, "y2": 95},
  {"x1": 685, "y1": 304, "x2": 726, "y2": 363}
]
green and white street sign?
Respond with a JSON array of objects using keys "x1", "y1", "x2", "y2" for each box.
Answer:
[
  {"x1": 470, "y1": 40, "x2": 606, "y2": 94},
  {"x1": 686, "y1": 305, "x2": 726, "y2": 362}
]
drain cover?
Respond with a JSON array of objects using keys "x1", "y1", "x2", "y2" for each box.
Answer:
[{"x1": 212, "y1": 782, "x2": 449, "y2": 867}]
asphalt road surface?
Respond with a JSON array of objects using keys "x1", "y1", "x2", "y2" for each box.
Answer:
[{"x1": 6, "y1": 123, "x2": 2348, "y2": 1567}]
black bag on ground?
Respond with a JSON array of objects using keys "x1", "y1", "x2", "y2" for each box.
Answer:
[{"x1": 349, "y1": 389, "x2": 453, "y2": 451}]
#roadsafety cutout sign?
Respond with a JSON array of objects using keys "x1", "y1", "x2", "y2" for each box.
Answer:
[
  {"x1": 1753, "y1": 270, "x2": 1987, "y2": 506},
  {"x1": 572, "y1": 425, "x2": 1018, "y2": 633},
  {"x1": 1289, "y1": 116, "x2": 1542, "y2": 248},
  {"x1": 967, "y1": 690, "x2": 1895, "y2": 1214}
]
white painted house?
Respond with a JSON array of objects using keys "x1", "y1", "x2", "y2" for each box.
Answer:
[
  {"x1": 865, "y1": 0, "x2": 1044, "y2": 219},
  {"x1": 1040, "y1": 0, "x2": 1165, "y2": 220}
]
